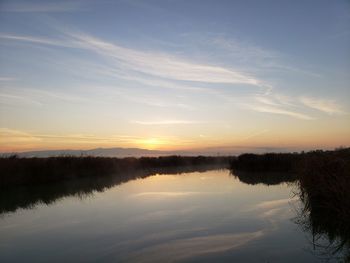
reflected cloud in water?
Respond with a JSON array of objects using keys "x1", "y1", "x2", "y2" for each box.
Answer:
[
  {"x1": 126, "y1": 231, "x2": 264, "y2": 263},
  {"x1": 0, "y1": 165, "x2": 347, "y2": 262}
]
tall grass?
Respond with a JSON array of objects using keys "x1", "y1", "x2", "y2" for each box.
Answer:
[
  {"x1": 0, "y1": 155, "x2": 231, "y2": 187},
  {"x1": 297, "y1": 149, "x2": 350, "y2": 261},
  {"x1": 0, "y1": 163, "x2": 225, "y2": 215},
  {"x1": 230, "y1": 148, "x2": 350, "y2": 261}
]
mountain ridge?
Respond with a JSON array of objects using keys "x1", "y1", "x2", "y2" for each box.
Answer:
[{"x1": 1, "y1": 147, "x2": 172, "y2": 158}]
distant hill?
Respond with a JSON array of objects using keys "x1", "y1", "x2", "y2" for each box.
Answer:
[
  {"x1": 1, "y1": 147, "x2": 172, "y2": 158},
  {"x1": 2, "y1": 147, "x2": 229, "y2": 158},
  {"x1": 1, "y1": 146, "x2": 308, "y2": 158}
]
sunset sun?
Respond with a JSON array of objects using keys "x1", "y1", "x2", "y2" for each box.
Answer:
[{"x1": 138, "y1": 138, "x2": 167, "y2": 150}]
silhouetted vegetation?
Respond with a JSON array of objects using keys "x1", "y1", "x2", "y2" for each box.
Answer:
[
  {"x1": 232, "y1": 170, "x2": 296, "y2": 185},
  {"x1": 230, "y1": 152, "x2": 302, "y2": 173},
  {"x1": 0, "y1": 156, "x2": 231, "y2": 214},
  {"x1": 1, "y1": 149, "x2": 349, "y2": 261},
  {"x1": 230, "y1": 148, "x2": 350, "y2": 261},
  {"x1": 0, "y1": 163, "x2": 225, "y2": 215},
  {"x1": 0, "y1": 155, "x2": 231, "y2": 188},
  {"x1": 296, "y1": 148, "x2": 350, "y2": 262}
]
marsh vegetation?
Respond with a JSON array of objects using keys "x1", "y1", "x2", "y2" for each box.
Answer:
[
  {"x1": 0, "y1": 149, "x2": 349, "y2": 261},
  {"x1": 0, "y1": 155, "x2": 231, "y2": 187},
  {"x1": 230, "y1": 148, "x2": 350, "y2": 261}
]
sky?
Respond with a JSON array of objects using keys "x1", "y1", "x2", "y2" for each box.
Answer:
[{"x1": 0, "y1": 0, "x2": 349, "y2": 153}]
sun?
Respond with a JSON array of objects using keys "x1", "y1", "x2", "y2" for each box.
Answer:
[{"x1": 139, "y1": 138, "x2": 166, "y2": 150}]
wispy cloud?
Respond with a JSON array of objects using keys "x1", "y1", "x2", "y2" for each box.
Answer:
[
  {"x1": 0, "y1": 34, "x2": 73, "y2": 47},
  {"x1": 0, "y1": 77, "x2": 15, "y2": 81},
  {"x1": 0, "y1": 128, "x2": 196, "y2": 152},
  {"x1": 0, "y1": 128, "x2": 41, "y2": 143},
  {"x1": 0, "y1": 31, "x2": 265, "y2": 87},
  {"x1": 69, "y1": 33, "x2": 264, "y2": 86},
  {"x1": 247, "y1": 104, "x2": 314, "y2": 120},
  {"x1": 300, "y1": 96, "x2": 345, "y2": 115},
  {"x1": 0, "y1": 30, "x2": 278, "y2": 115},
  {"x1": 240, "y1": 129, "x2": 269, "y2": 141},
  {"x1": 0, "y1": 87, "x2": 90, "y2": 107},
  {"x1": 0, "y1": 93, "x2": 43, "y2": 107},
  {"x1": 1, "y1": 30, "x2": 345, "y2": 123},
  {"x1": 241, "y1": 94, "x2": 314, "y2": 120},
  {"x1": 112, "y1": 90, "x2": 196, "y2": 110},
  {"x1": 209, "y1": 35, "x2": 320, "y2": 77},
  {"x1": 245, "y1": 93, "x2": 347, "y2": 120},
  {"x1": 131, "y1": 120, "x2": 201, "y2": 125},
  {"x1": 254, "y1": 94, "x2": 295, "y2": 107},
  {"x1": 211, "y1": 36, "x2": 279, "y2": 62},
  {"x1": 0, "y1": 128, "x2": 141, "y2": 145},
  {"x1": 1, "y1": 1, "x2": 83, "y2": 12}
]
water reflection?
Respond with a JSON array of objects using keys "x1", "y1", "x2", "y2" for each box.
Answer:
[
  {"x1": 231, "y1": 170, "x2": 297, "y2": 185},
  {"x1": 0, "y1": 169, "x2": 313, "y2": 262},
  {"x1": 231, "y1": 167, "x2": 349, "y2": 262},
  {"x1": 0, "y1": 166, "x2": 348, "y2": 262},
  {"x1": 295, "y1": 187, "x2": 350, "y2": 262},
  {"x1": 295, "y1": 208, "x2": 350, "y2": 262},
  {"x1": 0, "y1": 164, "x2": 225, "y2": 215}
]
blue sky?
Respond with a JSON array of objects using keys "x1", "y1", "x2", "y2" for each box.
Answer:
[{"x1": 0, "y1": 0, "x2": 349, "y2": 152}]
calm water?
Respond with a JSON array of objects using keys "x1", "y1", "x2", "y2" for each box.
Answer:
[{"x1": 0, "y1": 169, "x2": 331, "y2": 262}]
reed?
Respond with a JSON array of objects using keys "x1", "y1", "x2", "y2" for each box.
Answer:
[{"x1": 0, "y1": 155, "x2": 232, "y2": 187}]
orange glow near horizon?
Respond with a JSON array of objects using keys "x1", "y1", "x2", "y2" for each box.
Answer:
[
  {"x1": 1, "y1": 2, "x2": 350, "y2": 155},
  {"x1": 135, "y1": 138, "x2": 165, "y2": 150},
  {"x1": 1, "y1": 126, "x2": 350, "y2": 153}
]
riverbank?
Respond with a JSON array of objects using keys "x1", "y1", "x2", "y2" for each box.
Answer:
[
  {"x1": 230, "y1": 148, "x2": 350, "y2": 261},
  {"x1": 0, "y1": 155, "x2": 232, "y2": 187}
]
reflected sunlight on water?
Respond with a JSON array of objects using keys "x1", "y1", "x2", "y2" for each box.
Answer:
[{"x1": 0, "y1": 169, "x2": 327, "y2": 262}]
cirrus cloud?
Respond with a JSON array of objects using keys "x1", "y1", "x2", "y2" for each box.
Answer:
[{"x1": 300, "y1": 96, "x2": 345, "y2": 115}]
